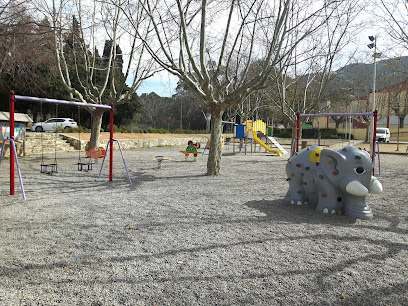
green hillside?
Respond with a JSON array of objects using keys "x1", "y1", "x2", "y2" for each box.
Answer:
[{"x1": 328, "y1": 56, "x2": 408, "y2": 96}]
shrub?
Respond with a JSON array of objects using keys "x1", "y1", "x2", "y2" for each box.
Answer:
[
  {"x1": 65, "y1": 126, "x2": 91, "y2": 133},
  {"x1": 272, "y1": 128, "x2": 291, "y2": 138},
  {"x1": 147, "y1": 127, "x2": 168, "y2": 134},
  {"x1": 172, "y1": 128, "x2": 208, "y2": 134}
]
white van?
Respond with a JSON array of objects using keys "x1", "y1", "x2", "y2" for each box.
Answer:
[{"x1": 376, "y1": 128, "x2": 390, "y2": 143}]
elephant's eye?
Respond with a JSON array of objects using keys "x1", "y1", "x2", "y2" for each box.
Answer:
[{"x1": 354, "y1": 167, "x2": 366, "y2": 175}]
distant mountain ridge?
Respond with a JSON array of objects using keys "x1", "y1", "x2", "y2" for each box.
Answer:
[{"x1": 329, "y1": 56, "x2": 408, "y2": 96}]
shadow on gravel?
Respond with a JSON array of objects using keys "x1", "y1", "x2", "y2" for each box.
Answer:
[
  {"x1": 233, "y1": 159, "x2": 286, "y2": 165},
  {"x1": 246, "y1": 199, "x2": 408, "y2": 236},
  {"x1": 222, "y1": 152, "x2": 287, "y2": 158},
  {"x1": 222, "y1": 152, "x2": 238, "y2": 156},
  {"x1": 127, "y1": 172, "x2": 207, "y2": 190},
  {"x1": 245, "y1": 199, "x2": 358, "y2": 226},
  {"x1": 313, "y1": 282, "x2": 408, "y2": 306}
]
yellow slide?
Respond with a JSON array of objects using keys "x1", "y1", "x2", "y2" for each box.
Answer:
[{"x1": 252, "y1": 131, "x2": 283, "y2": 156}]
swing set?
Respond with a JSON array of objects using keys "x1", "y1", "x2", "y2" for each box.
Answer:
[
  {"x1": 1, "y1": 90, "x2": 132, "y2": 200},
  {"x1": 291, "y1": 110, "x2": 380, "y2": 174}
]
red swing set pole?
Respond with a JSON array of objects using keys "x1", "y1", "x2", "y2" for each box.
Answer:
[
  {"x1": 9, "y1": 90, "x2": 15, "y2": 195},
  {"x1": 296, "y1": 112, "x2": 300, "y2": 153},
  {"x1": 372, "y1": 109, "x2": 378, "y2": 162},
  {"x1": 109, "y1": 103, "x2": 114, "y2": 181}
]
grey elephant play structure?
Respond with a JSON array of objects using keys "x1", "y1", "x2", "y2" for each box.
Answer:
[{"x1": 284, "y1": 145, "x2": 383, "y2": 220}]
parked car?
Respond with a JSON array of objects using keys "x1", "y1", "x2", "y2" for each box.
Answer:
[
  {"x1": 376, "y1": 127, "x2": 390, "y2": 143},
  {"x1": 31, "y1": 118, "x2": 78, "y2": 132}
]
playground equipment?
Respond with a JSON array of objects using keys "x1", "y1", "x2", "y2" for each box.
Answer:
[
  {"x1": 294, "y1": 111, "x2": 377, "y2": 158},
  {"x1": 293, "y1": 110, "x2": 379, "y2": 175},
  {"x1": 152, "y1": 156, "x2": 171, "y2": 169},
  {"x1": 86, "y1": 147, "x2": 106, "y2": 159},
  {"x1": 76, "y1": 107, "x2": 98, "y2": 172},
  {"x1": 38, "y1": 103, "x2": 59, "y2": 175},
  {"x1": 79, "y1": 146, "x2": 106, "y2": 172},
  {"x1": 1, "y1": 91, "x2": 132, "y2": 200},
  {"x1": 232, "y1": 119, "x2": 286, "y2": 156},
  {"x1": 180, "y1": 140, "x2": 201, "y2": 161},
  {"x1": 251, "y1": 131, "x2": 284, "y2": 156},
  {"x1": 284, "y1": 145, "x2": 383, "y2": 220},
  {"x1": 201, "y1": 139, "x2": 211, "y2": 155}
]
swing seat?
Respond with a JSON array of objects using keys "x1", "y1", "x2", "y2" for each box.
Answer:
[
  {"x1": 41, "y1": 163, "x2": 58, "y2": 175},
  {"x1": 77, "y1": 162, "x2": 93, "y2": 172}
]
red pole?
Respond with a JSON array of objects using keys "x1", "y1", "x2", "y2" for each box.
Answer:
[
  {"x1": 109, "y1": 103, "x2": 114, "y2": 182},
  {"x1": 386, "y1": 92, "x2": 390, "y2": 128},
  {"x1": 296, "y1": 112, "x2": 300, "y2": 152},
  {"x1": 9, "y1": 90, "x2": 15, "y2": 195},
  {"x1": 372, "y1": 109, "x2": 377, "y2": 162}
]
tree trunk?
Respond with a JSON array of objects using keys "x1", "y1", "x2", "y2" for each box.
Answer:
[
  {"x1": 291, "y1": 121, "x2": 297, "y2": 140},
  {"x1": 205, "y1": 114, "x2": 211, "y2": 131},
  {"x1": 87, "y1": 108, "x2": 105, "y2": 150},
  {"x1": 365, "y1": 127, "x2": 369, "y2": 142},
  {"x1": 207, "y1": 110, "x2": 223, "y2": 176},
  {"x1": 335, "y1": 121, "x2": 340, "y2": 129}
]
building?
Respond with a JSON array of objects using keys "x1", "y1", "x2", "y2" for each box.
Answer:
[
  {"x1": 0, "y1": 111, "x2": 33, "y2": 156},
  {"x1": 309, "y1": 82, "x2": 408, "y2": 141}
]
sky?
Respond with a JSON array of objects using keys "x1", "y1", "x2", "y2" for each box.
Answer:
[
  {"x1": 135, "y1": 73, "x2": 179, "y2": 97},
  {"x1": 132, "y1": 31, "x2": 392, "y2": 98},
  {"x1": 131, "y1": 1, "x2": 405, "y2": 98}
]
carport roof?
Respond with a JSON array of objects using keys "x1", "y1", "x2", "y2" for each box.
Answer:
[{"x1": 0, "y1": 111, "x2": 33, "y2": 123}]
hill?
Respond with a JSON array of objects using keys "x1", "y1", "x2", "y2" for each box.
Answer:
[{"x1": 328, "y1": 56, "x2": 408, "y2": 96}]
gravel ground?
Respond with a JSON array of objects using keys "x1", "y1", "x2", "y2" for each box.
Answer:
[{"x1": 0, "y1": 144, "x2": 407, "y2": 305}]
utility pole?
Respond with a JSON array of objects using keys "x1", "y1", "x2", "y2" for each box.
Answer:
[{"x1": 368, "y1": 36, "x2": 381, "y2": 155}]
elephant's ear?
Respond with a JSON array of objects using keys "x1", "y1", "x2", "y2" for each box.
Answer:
[{"x1": 319, "y1": 148, "x2": 346, "y2": 176}]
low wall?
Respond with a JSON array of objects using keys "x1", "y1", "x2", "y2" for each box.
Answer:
[
  {"x1": 0, "y1": 140, "x2": 25, "y2": 158},
  {"x1": 60, "y1": 134, "x2": 210, "y2": 151},
  {"x1": 3, "y1": 133, "x2": 211, "y2": 156}
]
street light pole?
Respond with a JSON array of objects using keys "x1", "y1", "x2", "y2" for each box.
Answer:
[{"x1": 368, "y1": 36, "x2": 381, "y2": 156}]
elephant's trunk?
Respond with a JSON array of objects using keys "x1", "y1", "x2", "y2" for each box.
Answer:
[
  {"x1": 343, "y1": 178, "x2": 382, "y2": 220},
  {"x1": 343, "y1": 194, "x2": 373, "y2": 220}
]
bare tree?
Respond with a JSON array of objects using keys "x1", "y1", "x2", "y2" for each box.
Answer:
[
  {"x1": 267, "y1": 0, "x2": 365, "y2": 138},
  {"x1": 130, "y1": 0, "x2": 349, "y2": 175},
  {"x1": 139, "y1": 92, "x2": 167, "y2": 128},
  {"x1": 0, "y1": 0, "x2": 27, "y2": 76},
  {"x1": 0, "y1": 1, "x2": 62, "y2": 97},
  {"x1": 36, "y1": 0, "x2": 155, "y2": 148},
  {"x1": 383, "y1": 82, "x2": 408, "y2": 128},
  {"x1": 377, "y1": 0, "x2": 408, "y2": 59}
]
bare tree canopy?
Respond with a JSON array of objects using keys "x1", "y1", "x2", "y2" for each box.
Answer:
[
  {"x1": 130, "y1": 0, "x2": 362, "y2": 175},
  {"x1": 377, "y1": 0, "x2": 408, "y2": 56},
  {"x1": 35, "y1": 0, "x2": 155, "y2": 147}
]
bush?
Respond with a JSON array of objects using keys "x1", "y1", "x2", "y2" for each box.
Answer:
[
  {"x1": 270, "y1": 127, "x2": 354, "y2": 140},
  {"x1": 272, "y1": 128, "x2": 291, "y2": 138},
  {"x1": 171, "y1": 128, "x2": 208, "y2": 134},
  {"x1": 302, "y1": 128, "x2": 354, "y2": 139},
  {"x1": 106, "y1": 124, "x2": 122, "y2": 133},
  {"x1": 337, "y1": 132, "x2": 355, "y2": 140},
  {"x1": 147, "y1": 127, "x2": 168, "y2": 134},
  {"x1": 65, "y1": 126, "x2": 91, "y2": 133},
  {"x1": 120, "y1": 126, "x2": 131, "y2": 133}
]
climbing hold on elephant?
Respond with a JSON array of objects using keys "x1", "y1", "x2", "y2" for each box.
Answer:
[{"x1": 284, "y1": 145, "x2": 383, "y2": 220}]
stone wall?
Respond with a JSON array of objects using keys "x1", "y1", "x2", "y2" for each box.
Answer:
[
  {"x1": 2, "y1": 132, "x2": 210, "y2": 156},
  {"x1": 61, "y1": 134, "x2": 210, "y2": 151}
]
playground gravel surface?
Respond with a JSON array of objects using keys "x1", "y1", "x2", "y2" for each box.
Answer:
[{"x1": 0, "y1": 144, "x2": 407, "y2": 305}]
